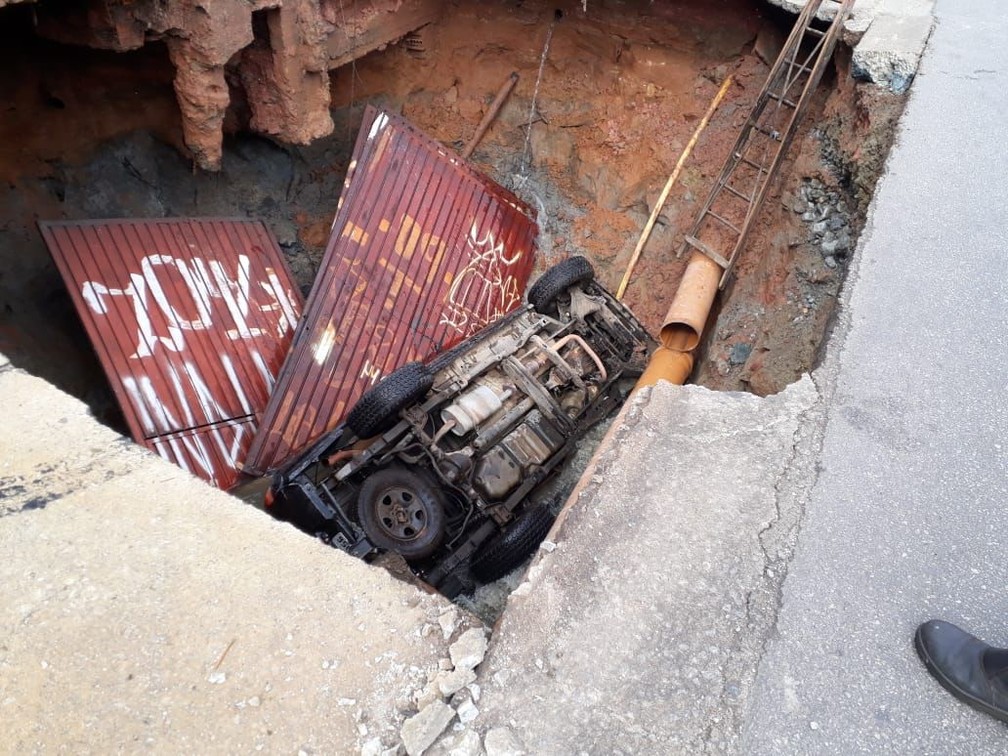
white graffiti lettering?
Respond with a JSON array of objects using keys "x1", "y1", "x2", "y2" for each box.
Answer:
[
  {"x1": 439, "y1": 222, "x2": 525, "y2": 335},
  {"x1": 121, "y1": 350, "x2": 265, "y2": 485},
  {"x1": 359, "y1": 359, "x2": 383, "y2": 386},
  {"x1": 81, "y1": 253, "x2": 299, "y2": 359}
]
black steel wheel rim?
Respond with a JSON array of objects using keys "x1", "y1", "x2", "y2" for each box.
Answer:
[{"x1": 374, "y1": 484, "x2": 429, "y2": 543}]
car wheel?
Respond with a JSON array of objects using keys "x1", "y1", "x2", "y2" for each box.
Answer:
[
  {"x1": 357, "y1": 466, "x2": 446, "y2": 560},
  {"x1": 527, "y1": 256, "x2": 595, "y2": 315},
  {"x1": 471, "y1": 503, "x2": 555, "y2": 583},
  {"x1": 346, "y1": 361, "x2": 434, "y2": 438}
]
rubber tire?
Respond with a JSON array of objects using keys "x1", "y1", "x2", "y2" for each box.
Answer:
[
  {"x1": 527, "y1": 256, "x2": 595, "y2": 314},
  {"x1": 346, "y1": 362, "x2": 434, "y2": 438},
  {"x1": 357, "y1": 466, "x2": 446, "y2": 560},
  {"x1": 471, "y1": 503, "x2": 555, "y2": 583}
]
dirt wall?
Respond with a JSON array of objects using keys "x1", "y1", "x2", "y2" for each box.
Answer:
[{"x1": 0, "y1": 0, "x2": 904, "y2": 422}]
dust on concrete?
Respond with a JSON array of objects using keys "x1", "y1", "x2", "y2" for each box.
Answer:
[
  {"x1": 475, "y1": 377, "x2": 821, "y2": 753},
  {"x1": 0, "y1": 361, "x2": 485, "y2": 754}
]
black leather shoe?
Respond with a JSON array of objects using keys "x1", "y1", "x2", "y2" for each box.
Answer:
[{"x1": 915, "y1": 619, "x2": 1008, "y2": 723}]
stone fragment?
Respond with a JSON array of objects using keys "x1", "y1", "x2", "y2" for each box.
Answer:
[
  {"x1": 484, "y1": 727, "x2": 525, "y2": 756},
  {"x1": 427, "y1": 727, "x2": 482, "y2": 756},
  {"x1": 401, "y1": 701, "x2": 455, "y2": 756},
  {"x1": 361, "y1": 738, "x2": 385, "y2": 756},
  {"x1": 438, "y1": 608, "x2": 459, "y2": 640},
  {"x1": 449, "y1": 629, "x2": 488, "y2": 672},
  {"x1": 413, "y1": 682, "x2": 441, "y2": 710},
  {"x1": 467, "y1": 683, "x2": 481, "y2": 703},
  {"x1": 455, "y1": 699, "x2": 479, "y2": 725},
  {"x1": 436, "y1": 667, "x2": 477, "y2": 697},
  {"x1": 728, "y1": 343, "x2": 752, "y2": 367},
  {"x1": 821, "y1": 238, "x2": 841, "y2": 255}
]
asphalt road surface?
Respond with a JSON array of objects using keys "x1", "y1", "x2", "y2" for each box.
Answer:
[{"x1": 741, "y1": 0, "x2": 1008, "y2": 751}]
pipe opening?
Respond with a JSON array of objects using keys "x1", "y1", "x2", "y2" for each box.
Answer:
[{"x1": 659, "y1": 323, "x2": 700, "y2": 353}]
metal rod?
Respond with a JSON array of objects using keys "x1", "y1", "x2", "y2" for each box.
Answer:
[
  {"x1": 616, "y1": 75, "x2": 733, "y2": 300},
  {"x1": 462, "y1": 71, "x2": 520, "y2": 160}
]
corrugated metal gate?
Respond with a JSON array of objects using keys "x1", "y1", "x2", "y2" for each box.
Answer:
[
  {"x1": 244, "y1": 107, "x2": 538, "y2": 474},
  {"x1": 39, "y1": 219, "x2": 303, "y2": 489}
]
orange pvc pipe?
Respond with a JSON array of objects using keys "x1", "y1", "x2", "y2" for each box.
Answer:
[
  {"x1": 634, "y1": 347, "x2": 694, "y2": 390},
  {"x1": 659, "y1": 251, "x2": 722, "y2": 352}
]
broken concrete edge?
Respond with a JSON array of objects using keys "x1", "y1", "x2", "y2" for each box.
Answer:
[
  {"x1": 706, "y1": 62, "x2": 906, "y2": 740},
  {"x1": 763, "y1": 0, "x2": 936, "y2": 94},
  {"x1": 851, "y1": 13, "x2": 936, "y2": 95},
  {"x1": 475, "y1": 377, "x2": 824, "y2": 750},
  {"x1": 396, "y1": 625, "x2": 534, "y2": 756},
  {"x1": 0, "y1": 358, "x2": 498, "y2": 753}
]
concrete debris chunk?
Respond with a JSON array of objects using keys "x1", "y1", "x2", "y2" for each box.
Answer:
[
  {"x1": 438, "y1": 608, "x2": 460, "y2": 640},
  {"x1": 448, "y1": 628, "x2": 488, "y2": 672},
  {"x1": 413, "y1": 682, "x2": 442, "y2": 711},
  {"x1": 455, "y1": 699, "x2": 479, "y2": 725},
  {"x1": 427, "y1": 727, "x2": 483, "y2": 756},
  {"x1": 437, "y1": 667, "x2": 477, "y2": 697},
  {"x1": 361, "y1": 737, "x2": 385, "y2": 756},
  {"x1": 401, "y1": 701, "x2": 456, "y2": 756},
  {"x1": 483, "y1": 727, "x2": 525, "y2": 756}
]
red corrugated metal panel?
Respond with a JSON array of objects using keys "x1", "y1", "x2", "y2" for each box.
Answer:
[
  {"x1": 39, "y1": 218, "x2": 303, "y2": 489},
  {"x1": 244, "y1": 106, "x2": 538, "y2": 475}
]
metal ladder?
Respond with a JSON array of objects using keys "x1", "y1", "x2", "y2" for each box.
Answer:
[{"x1": 677, "y1": 0, "x2": 855, "y2": 289}]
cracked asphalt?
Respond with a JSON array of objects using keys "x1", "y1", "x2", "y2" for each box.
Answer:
[{"x1": 742, "y1": 0, "x2": 1008, "y2": 751}]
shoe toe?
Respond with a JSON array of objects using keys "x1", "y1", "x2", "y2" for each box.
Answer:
[{"x1": 916, "y1": 620, "x2": 990, "y2": 700}]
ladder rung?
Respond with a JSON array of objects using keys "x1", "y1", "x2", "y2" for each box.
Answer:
[
  {"x1": 804, "y1": 26, "x2": 825, "y2": 38},
  {"x1": 684, "y1": 235, "x2": 731, "y2": 269},
  {"x1": 782, "y1": 59, "x2": 813, "y2": 76},
  {"x1": 734, "y1": 153, "x2": 769, "y2": 173},
  {"x1": 706, "y1": 209, "x2": 742, "y2": 235},
  {"x1": 754, "y1": 124, "x2": 782, "y2": 142},
  {"x1": 768, "y1": 92, "x2": 798, "y2": 109},
  {"x1": 723, "y1": 183, "x2": 754, "y2": 203}
]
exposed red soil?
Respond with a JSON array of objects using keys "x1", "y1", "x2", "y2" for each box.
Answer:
[
  {"x1": 330, "y1": 0, "x2": 904, "y2": 393},
  {"x1": 0, "y1": 0, "x2": 903, "y2": 409}
]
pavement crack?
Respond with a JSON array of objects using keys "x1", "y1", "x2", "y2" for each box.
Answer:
[{"x1": 702, "y1": 382, "x2": 827, "y2": 753}]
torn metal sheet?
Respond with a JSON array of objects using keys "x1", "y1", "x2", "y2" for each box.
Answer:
[
  {"x1": 244, "y1": 106, "x2": 538, "y2": 475},
  {"x1": 39, "y1": 219, "x2": 303, "y2": 489}
]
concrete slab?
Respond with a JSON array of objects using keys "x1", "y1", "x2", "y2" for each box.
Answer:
[
  {"x1": 477, "y1": 378, "x2": 819, "y2": 753},
  {"x1": 0, "y1": 365, "x2": 470, "y2": 753},
  {"x1": 852, "y1": 13, "x2": 935, "y2": 93},
  {"x1": 741, "y1": 0, "x2": 1008, "y2": 751},
  {"x1": 763, "y1": 0, "x2": 937, "y2": 88},
  {"x1": 765, "y1": 0, "x2": 884, "y2": 40}
]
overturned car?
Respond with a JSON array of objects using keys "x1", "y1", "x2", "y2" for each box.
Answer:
[{"x1": 266, "y1": 257, "x2": 655, "y2": 596}]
